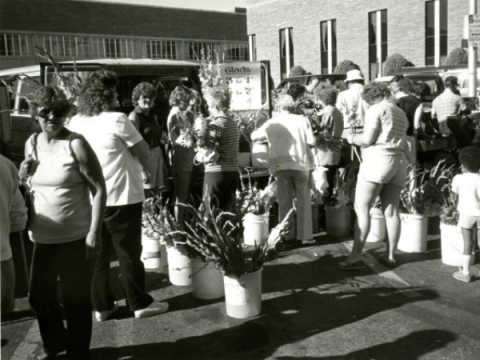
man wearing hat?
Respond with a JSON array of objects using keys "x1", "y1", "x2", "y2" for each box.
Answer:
[
  {"x1": 336, "y1": 69, "x2": 369, "y2": 163},
  {"x1": 431, "y1": 76, "x2": 470, "y2": 136}
]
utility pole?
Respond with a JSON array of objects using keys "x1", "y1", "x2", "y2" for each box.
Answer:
[{"x1": 469, "y1": 0, "x2": 478, "y2": 97}]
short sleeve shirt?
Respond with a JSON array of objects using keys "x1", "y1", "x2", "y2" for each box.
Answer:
[
  {"x1": 68, "y1": 112, "x2": 145, "y2": 206},
  {"x1": 432, "y1": 89, "x2": 467, "y2": 133},
  {"x1": 452, "y1": 173, "x2": 480, "y2": 216},
  {"x1": 363, "y1": 100, "x2": 409, "y2": 157}
]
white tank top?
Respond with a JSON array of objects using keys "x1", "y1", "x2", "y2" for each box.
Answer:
[{"x1": 26, "y1": 132, "x2": 91, "y2": 244}]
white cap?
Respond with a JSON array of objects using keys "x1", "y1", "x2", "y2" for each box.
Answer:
[{"x1": 345, "y1": 69, "x2": 364, "y2": 83}]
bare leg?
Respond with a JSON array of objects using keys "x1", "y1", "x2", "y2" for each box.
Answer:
[
  {"x1": 347, "y1": 179, "x2": 382, "y2": 263},
  {"x1": 379, "y1": 183, "x2": 403, "y2": 262},
  {"x1": 461, "y1": 228, "x2": 474, "y2": 275}
]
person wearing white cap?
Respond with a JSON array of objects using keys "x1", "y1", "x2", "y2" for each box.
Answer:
[{"x1": 336, "y1": 69, "x2": 369, "y2": 131}]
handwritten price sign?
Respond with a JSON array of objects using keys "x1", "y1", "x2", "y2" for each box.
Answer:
[
  {"x1": 468, "y1": 14, "x2": 480, "y2": 47},
  {"x1": 220, "y1": 62, "x2": 262, "y2": 111}
]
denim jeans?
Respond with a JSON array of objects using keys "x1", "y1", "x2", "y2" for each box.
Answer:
[
  {"x1": 29, "y1": 238, "x2": 92, "y2": 358},
  {"x1": 91, "y1": 202, "x2": 153, "y2": 312}
]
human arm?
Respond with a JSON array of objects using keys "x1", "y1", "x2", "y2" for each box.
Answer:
[
  {"x1": 9, "y1": 162, "x2": 27, "y2": 233},
  {"x1": 413, "y1": 103, "x2": 423, "y2": 133},
  {"x1": 347, "y1": 106, "x2": 379, "y2": 147},
  {"x1": 116, "y1": 113, "x2": 150, "y2": 164},
  {"x1": 304, "y1": 116, "x2": 317, "y2": 147},
  {"x1": 251, "y1": 122, "x2": 268, "y2": 143},
  {"x1": 451, "y1": 175, "x2": 459, "y2": 194},
  {"x1": 128, "y1": 111, "x2": 140, "y2": 131},
  {"x1": 458, "y1": 98, "x2": 471, "y2": 116},
  {"x1": 70, "y1": 136, "x2": 107, "y2": 259}
]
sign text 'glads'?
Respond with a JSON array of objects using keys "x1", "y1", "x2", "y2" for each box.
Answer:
[{"x1": 224, "y1": 67, "x2": 251, "y2": 73}]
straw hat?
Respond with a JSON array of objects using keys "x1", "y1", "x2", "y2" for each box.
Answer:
[{"x1": 345, "y1": 69, "x2": 364, "y2": 83}]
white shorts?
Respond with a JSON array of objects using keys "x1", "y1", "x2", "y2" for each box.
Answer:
[
  {"x1": 359, "y1": 153, "x2": 408, "y2": 188},
  {"x1": 143, "y1": 147, "x2": 164, "y2": 189},
  {"x1": 458, "y1": 214, "x2": 480, "y2": 229}
]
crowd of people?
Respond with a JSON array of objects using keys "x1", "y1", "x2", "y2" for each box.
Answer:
[{"x1": 1, "y1": 65, "x2": 479, "y2": 359}]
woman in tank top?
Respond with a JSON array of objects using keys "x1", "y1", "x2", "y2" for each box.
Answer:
[{"x1": 19, "y1": 86, "x2": 106, "y2": 360}]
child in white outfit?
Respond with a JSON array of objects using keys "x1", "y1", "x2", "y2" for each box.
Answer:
[{"x1": 451, "y1": 146, "x2": 480, "y2": 282}]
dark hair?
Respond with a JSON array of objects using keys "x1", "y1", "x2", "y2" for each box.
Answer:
[
  {"x1": 391, "y1": 75, "x2": 405, "y2": 83},
  {"x1": 169, "y1": 85, "x2": 191, "y2": 107},
  {"x1": 444, "y1": 76, "x2": 459, "y2": 90},
  {"x1": 287, "y1": 84, "x2": 306, "y2": 101},
  {"x1": 413, "y1": 81, "x2": 430, "y2": 99},
  {"x1": 362, "y1": 82, "x2": 391, "y2": 104},
  {"x1": 459, "y1": 146, "x2": 480, "y2": 173},
  {"x1": 397, "y1": 78, "x2": 414, "y2": 94},
  {"x1": 30, "y1": 86, "x2": 72, "y2": 118},
  {"x1": 348, "y1": 79, "x2": 364, "y2": 85},
  {"x1": 314, "y1": 86, "x2": 338, "y2": 106},
  {"x1": 132, "y1": 82, "x2": 157, "y2": 104},
  {"x1": 289, "y1": 65, "x2": 307, "y2": 76},
  {"x1": 77, "y1": 70, "x2": 118, "y2": 116}
]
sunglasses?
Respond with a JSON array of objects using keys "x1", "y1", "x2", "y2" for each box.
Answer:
[{"x1": 36, "y1": 107, "x2": 66, "y2": 120}]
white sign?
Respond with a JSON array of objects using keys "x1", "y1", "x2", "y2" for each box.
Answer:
[
  {"x1": 469, "y1": 14, "x2": 480, "y2": 46},
  {"x1": 220, "y1": 62, "x2": 262, "y2": 111}
]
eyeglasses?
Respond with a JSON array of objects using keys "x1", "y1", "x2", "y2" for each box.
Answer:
[{"x1": 36, "y1": 107, "x2": 64, "y2": 120}]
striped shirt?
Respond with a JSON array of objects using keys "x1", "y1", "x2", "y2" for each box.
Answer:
[
  {"x1": 431, "y1": 89, "x2": 467, "y2": 134},
  {"x1": 205, "y1": 115, "x2": 239, "y2": 173},
  {"x1": 362, "y1": 100, "x2": 409, "y2": 157}
]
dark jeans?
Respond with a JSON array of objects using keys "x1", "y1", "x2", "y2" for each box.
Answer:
[
  {"x1": 91, "y1": 202, "x2": 153, "y2": 312},
  {"x1": 203, "y1": 171, "x2": 239, "y2": 211},
  {"x1": 324, "y1": 165, "x2": 338, "y2": 202},
  {"x1": 446, "y1": 116, "x2": 476, "y2": 148},
  {"x1": 29, "y1": 238, "x2": 92, "y2": 358}
]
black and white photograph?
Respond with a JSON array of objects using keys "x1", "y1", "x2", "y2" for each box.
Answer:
[{"x1": 1, "y1": 0, "x2": 480, "y2": 359}]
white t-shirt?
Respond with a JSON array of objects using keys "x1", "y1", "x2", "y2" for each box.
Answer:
[
  {"x1": 452, "y1": 173, "x2": 480, "y2": 216},
  {"x1": 68, "y1": 112, "x2": 145, "y2": 206}
]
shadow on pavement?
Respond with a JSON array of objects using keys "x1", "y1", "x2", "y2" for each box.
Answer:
[
  {"x1": 88, "y1": 284, "x2": 439, "y2": 360},
  {"x1": 276, "y1": 329, "x2": 457, "y2": 360}
]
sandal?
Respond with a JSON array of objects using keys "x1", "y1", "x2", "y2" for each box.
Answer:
[{"x1": 337, "y1": 259, "x2": 366, "y2": 271}]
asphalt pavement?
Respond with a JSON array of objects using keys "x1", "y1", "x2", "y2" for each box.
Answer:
[{"x1": 2, "y1": 232, "x2": 480, "y2": 360}]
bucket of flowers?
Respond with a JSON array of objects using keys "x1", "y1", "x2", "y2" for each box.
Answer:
[
  {"x1": 175, "y1": 202, "x2": 294, "y2": 318},
  {"x1": 324, "y1": 166, "x2": 356, "y2": 238},
  {"x1": 398, "y1": 166, "x2": 443, "y2": 253},
  {"x1": 237, "y1": 173, "x2": 278, "y2": 246},
  {"x1": 142, "y1": 198, "x2": 192, "y2": 286},
  {"x1": 430, "y1": 158, "x2": 472, "y2": 266}
]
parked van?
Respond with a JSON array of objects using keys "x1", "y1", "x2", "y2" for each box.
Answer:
[{"x1": 0, "y1": 58, "x2": 272, "y2": 163}]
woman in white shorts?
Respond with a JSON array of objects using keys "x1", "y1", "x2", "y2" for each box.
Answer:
[{"x1": 338, "y1": 82, "x2": 409, "y2": 270}]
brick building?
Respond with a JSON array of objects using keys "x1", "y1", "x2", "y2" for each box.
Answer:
[
  {"x1": 0, "y1": 0, "x2": 248, "y2": 70},
  {"x1": 245, "y1": 0, "x2": 471, "y2": 84}
]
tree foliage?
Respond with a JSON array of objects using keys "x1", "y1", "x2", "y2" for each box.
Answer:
[
  {"x1": 446, "y1": 48, "x2": 468, "y2": 65},
  {"x1": 333, "y1": 60, "x2": 360, "y2": 74},
  {"x1": 383, "y1": 53, "x2": 414, "y2": 76},
  {"x1": 289, "y1": 65, "x2": 307, "y2": 77}
]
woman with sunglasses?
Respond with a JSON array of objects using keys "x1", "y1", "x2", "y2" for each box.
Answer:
[{"x1": 19, "y1": 86, "x2": 106, "y2": 359}]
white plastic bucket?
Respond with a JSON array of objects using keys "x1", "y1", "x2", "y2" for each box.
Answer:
[
  {"x1": 440, "y1": 223, "x2": 475, "y2": 266},
  {"x1": 224, "y1": 268, "x2": 262, "y2": 319},
  {"x1": 243, "y1": 213, "x2": 269, "y2": 246},
  {"x1": 191, "y1": 258, "x2": 225, "y2": 300},
  {"x1": 367, "y1": 208, "x2": 386, "y2": 243},
  {"x1": 251, "y1": 143, "x2": 269, "y2": 169},
  {"x1": 325, "y1": 205, "x2": 351, "y2": 238},
  {"x1": 398, "y1": 213, "x2": 428, "y2": 253},
  {"x1": 141, "y1": 233, "x2": 168, "y2": 272},
  {"x1": 167, "y1": 245, "x2": 192, "y2": 286}
]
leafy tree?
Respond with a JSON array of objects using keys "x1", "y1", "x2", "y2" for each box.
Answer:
[
  {"x1": 333, "y1": 60, "x2": 360, "y2": 74},
  {"x1": 446, "y1": 48, "x2": 468, "y2": 65},
  {"x1": 383, "y1": 53, "x2": 414, "y2": 76},
  {"x1": 289, "y1": 65, "x2": 307, "y2": 76}
]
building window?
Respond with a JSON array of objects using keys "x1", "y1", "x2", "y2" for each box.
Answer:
[
  {"x1": 320, "y1": 20, "x2": 337, "y2": 74},
  {"x1": 36, "y1": 35, "x2": 90, "y2": 58},
  {"x1": 279, "y1": 27, "x2": 294, "y2": 79},
  {"x1": 146, "y1": 40, "x2": 177, "y2": 59},
  {"x1": 368, "y1": 9, "x2": 388, "y2": 81},
  {"x1": 425, "y1": 0, "x2": 448, "y2": 66},
  {"x1": 0, "y1": 34, "x2": 34, "y2": 56},
  {"x1": 223, "y1": 43, "x2": 249, "y2": 61},
  {"x1": 249, "y1": 34, "x2": 257, "y2": 61}
]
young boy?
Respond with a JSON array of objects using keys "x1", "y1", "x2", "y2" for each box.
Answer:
[
  {"x1": 451, "y1": 146, "x2": 480, "y2": 282},
  {"x1": 128, "y1": 82, "x2": 166, "y2": 198}
]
